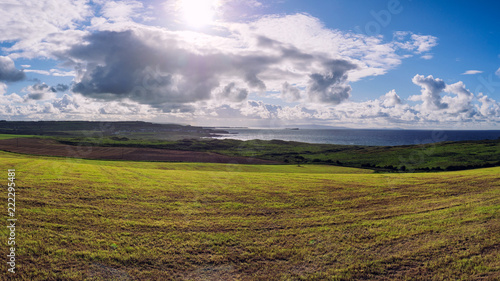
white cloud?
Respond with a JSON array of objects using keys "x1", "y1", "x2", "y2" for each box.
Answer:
[
  {"x1": 23, "y1": 69, "x2": 51, "y2": 75},
  {"x1": 0, "y1": 92, "x2": 160, "y2": 121},
  {"x1": 392, "y1": 32, "x2": 438, "y2": 55},
  {"x1": 495, "y1": 67, "x2": 500, "y2": 78},
  {"x1": 10, "y1": 2, "x2": 493, "y2": 128},
  {"x1": 411, "y1": 34, "x2": 438, "y2": 54},
  {"x1": 239, "y1": 100, "x2": 279, "y2": 119},
  {"x1": 381, "y1": 89, "x2": 402, "y2": 107},
  {"x1": 0, "y1": 82, "x2": 6, "y2": 96},
  {"x1": 477, "y1": 93, "x2": 500, "y2": 117},
  {"x1": 420, "y1": 54, "x2": 433, "y2": 60},
  {"x1": 405, "y1": 75, "x2": 488, "y2": 124},
  {"x1": 47, "y1": 13, "x2": 440, "y2": 113},
  {"x1": 1, "y1": 77, "x2": 499, "y2": 128},
  {"x1": 1, "y1": 1, "x2": 441, "y2": 110},
  {"x1": 189, "y1": 75, "x2": 499, "y2": 128},
  {"x1": 24, "y1": 68, "x2": 75, "y2": 77},
  {"x1": 462, "y1": 70, "x2": 483, "y2": 75},
  {"x1": 410, "y1": 74, "x2": 447, "y2": 111},
  {"x1": 230, "y1": 15, "x2": 437, "y2": 83},
  {"x1": 277, "y1": 105, "x2": 312, "y2": 120},
  {"x1": 0, "y1": 82, "x2": 23, "y2": 105},
  {"x1": 56, "y1": 21, "x2": 370, "y2": 110},
  {"x1": 0, "y1": 0, "x2": 90, "y2": 41},
  {"x1": 443, "y1": 81, "x2": 474, "y2": 115},
  {"x1": 163, "y1": 0, "x2": 264, "y2": 26},
  {"x1": 0, "y1": 0, "x2": 91, "y2": 58},
  {"x1": 100, "y1": 0, "x2": 146, "y2": 23}
]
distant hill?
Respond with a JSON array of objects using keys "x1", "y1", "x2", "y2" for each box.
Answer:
[{"x1": 0, "y1": 120, "x2": 227, "y2": 136}]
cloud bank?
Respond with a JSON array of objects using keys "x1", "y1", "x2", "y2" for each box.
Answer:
[
  {"x1": 55, "y1": 13, "x2": 440, "y2": 113},
  {"x1": 0, "y1": 0, "x2": 499, "y2": 128}
]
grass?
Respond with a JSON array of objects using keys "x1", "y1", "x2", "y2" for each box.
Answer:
[
  {"x1": 52, "y1": 137, "x2": 500, "y2": 172},
  {"x1": 0, "y1": 150, "x2": 498, "y2": 280},
  {"x1": 0, "y1": 134, "x2": 36, "y2": 140}
]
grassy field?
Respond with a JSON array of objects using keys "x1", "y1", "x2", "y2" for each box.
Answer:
[
  {"x1": 0, "y1": 134, "x2": 36, "y2": 140},
  {"x1": 54, "y1": 137, "x2": 500, "y2": 172},
  {"x1": 0, "y1": 151, "x2": 499, "y2": 280}
]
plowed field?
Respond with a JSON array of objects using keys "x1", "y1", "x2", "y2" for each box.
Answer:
[{"x1": 0, "y1": 138, "x2": 279, "y2": 164}]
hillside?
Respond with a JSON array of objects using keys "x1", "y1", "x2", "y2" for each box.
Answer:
[
  {"x1": 49, "y1": 136, "x2": 500, "y2": 172},
  {"x1": 0, "y1": 121, "x2": 227, "y2": 140},
  {"x1": 0, "y1": 151, "x2": 498, "y2": 280}
]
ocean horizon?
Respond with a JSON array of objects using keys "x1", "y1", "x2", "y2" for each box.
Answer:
[{"x1": 212, "y1": 128, "x2": 500, "y2": 146}]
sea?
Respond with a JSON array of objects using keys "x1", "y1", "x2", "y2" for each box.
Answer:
[{"x1": 212, "y1": 128, "x2": 500, "y2": 146}]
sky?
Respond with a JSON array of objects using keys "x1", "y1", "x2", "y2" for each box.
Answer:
[{"x1": 1, "y1": 0, "x2": 500, "y2": 129}]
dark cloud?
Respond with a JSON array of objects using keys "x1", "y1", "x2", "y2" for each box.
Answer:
[
  {"x1": 233, "y1": 53, "x2": 280, "y2": 90},
  {"x1": 55, "y1": 84, "x2": 69, "y2": 92},
  {"x1": 244, "y1": 72, "x2": 266, "y2": 90},
  {"x1": 281, "y1": 82, "x2": 301, "y2": 102},
  {"x1": 307, "y1": 59, "x2": 358, "y2": 104},
  {"x1": 28, "y1": 83, "x2": 69, "y2": 93},
  {"x1": 257, "y1": 36, "x2": 277, "y2": 47},
  {"x1": 220, "y1": 82, "x2": 248, "y2": 102},
  {"x1": 25, "y1": 93, "x2": 46, "y2": 101},
  {"x1": 23, "y1": 83, "x2": 68, "y2": 102},
  {"x1": 66, "y1": 31, "x2": 236, "y2": 111},
  {"x1": 258, "y1": 35, "x2": 314, "y2": 62},
  {"x1": 59, "y1": 29, "x2": 357, "y2": 111},
  {"x1": 63, "y1": 30, "x2": 285, "y2": 111},
  {"x1": 0, "y1": 56, "x2": 25, "y2": 82},
  {"x1": 32, "y1": 83, "x2": 57, "y2": 93}
]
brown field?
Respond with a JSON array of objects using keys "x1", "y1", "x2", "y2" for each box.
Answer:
[{"x1": 0, "y1": 138, "x2": 279, "y2": 164}]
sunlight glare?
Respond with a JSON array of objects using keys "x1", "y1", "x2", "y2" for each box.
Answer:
[{"x1": 179, "y1": 0, "x2": 219, "y2": 28}]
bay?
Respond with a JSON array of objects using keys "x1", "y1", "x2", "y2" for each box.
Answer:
[{"x1": 213, "y1": 128, "x2": 500, "y2": 146}]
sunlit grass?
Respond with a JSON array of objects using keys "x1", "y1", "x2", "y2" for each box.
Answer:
[
  {"x1": 0, "y1": 152, "x2": 498, "y2": 280},
  {"x1": 0, "y1": 134, "x2": 36, "y2": 140}
]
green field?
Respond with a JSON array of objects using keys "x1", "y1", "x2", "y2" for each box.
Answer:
[
  {"x1": 0, "y1": 151, "x2": 499, "y2": 280},
  {"x1": 2, "y1": 120, "x2": 499, "y2": 172},
  {"x1": 54, "y1": 137, "x2": 500, "y2": 172},
  {"x1": 0, "y1": 134, "x2": 36, "y2": 140}
]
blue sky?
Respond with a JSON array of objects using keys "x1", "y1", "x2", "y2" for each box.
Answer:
[
  {"x1": 275, "y1": 0, "x2": 500, "y2": 101},
  {"x1": 0, "y1": 0, "x2": 499, "y2": 129}
]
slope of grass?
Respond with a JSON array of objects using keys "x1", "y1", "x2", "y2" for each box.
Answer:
[
  {"x1": 0, "y1": 153, "x2": 498, "y2": 280},
  {"x1": 52, "y1": 136, "x2": 500, "y2": 171},
  {"x1": 0, "y1": 151, "x2": 371, "y2": 174},
  {"x1": 0, "y1": 134, "x2": 36, "y2": 140}
]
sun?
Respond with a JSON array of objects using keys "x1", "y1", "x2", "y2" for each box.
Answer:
[{"x1": 178, "y1": 0, "x2": 219, "y2": 28}]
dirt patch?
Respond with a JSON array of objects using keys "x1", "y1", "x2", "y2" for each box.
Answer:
[
  {"x1": 88, "y1": 263, "x2": 133, "y2": 281},
  {"x1": 184, "y1": 265, "x2": 238, "y2": 281},
  {"x1": 0, "y1": 138, "x2": 280, "y2": 164}
]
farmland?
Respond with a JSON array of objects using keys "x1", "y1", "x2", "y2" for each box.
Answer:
[
  {"x1": 51, "y1": 135, "x2": 500, "y2": 172},
  {"x1": 0, "y1": 138, "x2": 279, "y2": 164},
  {"x1": 0, "y1": 150, "x2": 498, "y2": 280}
]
